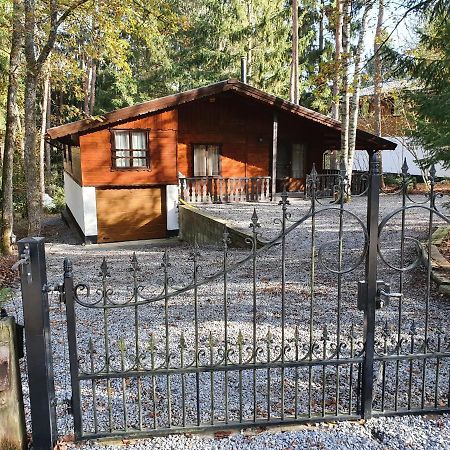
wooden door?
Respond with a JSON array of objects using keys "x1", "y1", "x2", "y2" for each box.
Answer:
[{"x1": 96, "y1": 187, "x2": 166, "y2": 243}]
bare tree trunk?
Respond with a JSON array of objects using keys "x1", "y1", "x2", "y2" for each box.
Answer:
[
  {"x1": 246, "y1": 0, "x2": 254, "y2": 84},
  {"x1": 45, "y1": 78, "x2": 52, "y2": 194},
  {"x1": 83, "y1": 55, "x2": 91, "y2": 116},
  {"x1": 318, "y1": 0, "x2": 324, "y2": 53},
  {"x1": 89, "y1": 61, "x2": 97, "y2": 115},
  {"x1": 374, "y1": 0, "x2": 385, "y2": 187},
  {"x1": 348, "y1": 1, "x2": 373, "y2": 187},
  {"x1": 24, "y1": 72, "x2": 42, "y2": 235},
  {"x1": 340, "y1": 0, "x2": 350, "y2": 177},
  {"x1": 24, "y1": 0, "x2": 43, "y2": 235},
  {"x1": 39, "y1": 70, "x2": 50, "y2": 201},
  {"x1": 1, "y1": 0, "x2": 22, "y2": 255},
  {"x1": 17, "y1": 107, "x2": 25, "y2": 160},
  {"x1": 23, "y1": 0, "x2": 85, "y2": 234},
  {"x1": 331, "y1": 0, "x2": 343, "y2": 120},
  {"x1": 290, "y1": 0, "x2": 299, "y2": 104}
]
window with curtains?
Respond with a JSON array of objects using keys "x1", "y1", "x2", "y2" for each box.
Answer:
[
  {"x1": 111, "y1": 130, "x2": 149, "y2": 169},
  {"x1": 291, "y1": 143, "x2": 305, "y2": 178},
  {"x1": 193, "y1": 144, "x2": 220, "y2": 176}
]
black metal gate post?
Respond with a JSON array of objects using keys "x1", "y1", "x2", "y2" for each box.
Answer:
[
  {"x1": 63, "y1": 258, "x2": 83, "y2": 439},
  {"x1": 361, "y1": 152, "x2": 380, "y2": 419},
  {"x1": 17, "y1": 237, "x2": 57, "y2": 450}
]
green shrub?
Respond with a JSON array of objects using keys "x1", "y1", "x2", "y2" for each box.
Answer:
[{"x1": 383, "y1": 174, "x2": 403, "y2": 187}]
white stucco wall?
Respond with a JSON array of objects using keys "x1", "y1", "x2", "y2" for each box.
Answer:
[
  {"x1": 64, "y1": 173, "x2": 98, "y2": 236},
  {"x1": 166, "y1": 185, "x2": 179, "y2": 230},
  {"x1": 353, "y1": 137, "x2": 450, "y2": 178}
]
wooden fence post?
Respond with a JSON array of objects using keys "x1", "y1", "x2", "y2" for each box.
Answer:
[{"x1": 0, "y1": 316, "x2": 26, "y2": 449}]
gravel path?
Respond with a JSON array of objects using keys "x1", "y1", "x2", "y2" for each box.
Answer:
[{"x1": 8, "y1": 194, "x2": 450, "y2": 449}]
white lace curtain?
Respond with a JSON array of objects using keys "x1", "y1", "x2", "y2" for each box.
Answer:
[
  {"x1": 113, "y1": 131, "x2": 147, "y2": 168},
  {"x1": 194, "y1": 144, "x2": 219, "y2": 176}
]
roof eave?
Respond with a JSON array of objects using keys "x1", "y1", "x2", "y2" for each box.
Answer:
[{"x1": 46, "y1": 78, "x2": 396, "y2": 150}]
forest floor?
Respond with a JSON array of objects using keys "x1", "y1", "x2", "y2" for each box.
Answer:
[{"x1": 5, "y1": 196, "x2": 450, "y2": 449}]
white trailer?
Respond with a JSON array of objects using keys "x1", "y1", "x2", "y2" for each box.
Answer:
[{"x1": 353, "y1": 136, "x2": 450, "y2": 178}]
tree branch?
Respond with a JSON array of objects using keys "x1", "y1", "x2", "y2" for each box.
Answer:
[
  {"x1": 363, "y1": 0, "x2": 430, "y2": 67},
  {"x1": 36, "y1": 0, "x2": 90, "y2": 68}
]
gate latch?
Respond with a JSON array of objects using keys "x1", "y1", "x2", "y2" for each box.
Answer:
[
  {"x1": 43, "y1": 283, "x2": 65, "y2": 303},
  {"x1": 358, "y1": 280, "x2": 402, "y2": 310},
  {"x1": 376, "y1": 285, "x2": 402, "y2": 309}
]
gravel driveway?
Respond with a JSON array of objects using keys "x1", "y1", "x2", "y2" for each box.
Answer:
[{"x1": 9, "y1": 194, "x2": 450, "y2": 449}]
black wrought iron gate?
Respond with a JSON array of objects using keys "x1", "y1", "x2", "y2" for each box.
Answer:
[{"x1": 17, "y1": 153, "x2": 450, "y2": 446}]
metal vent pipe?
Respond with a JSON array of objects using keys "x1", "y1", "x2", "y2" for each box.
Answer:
[{"x1": 240, "y1": 56, "x2": 247, "y2": 84}]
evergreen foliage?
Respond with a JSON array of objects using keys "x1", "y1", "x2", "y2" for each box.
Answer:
[{"x1": 386, "y1": 8, "x2": 450, "y2": 166}]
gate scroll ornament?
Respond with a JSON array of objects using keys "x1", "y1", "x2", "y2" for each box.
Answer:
[{"x1": 16, "y1": 153, "x2": 450, "y2": 445}]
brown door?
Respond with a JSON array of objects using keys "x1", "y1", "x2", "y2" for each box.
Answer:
[{"x1": 96, "y1": 187, "x2": 166, "y2": 243}]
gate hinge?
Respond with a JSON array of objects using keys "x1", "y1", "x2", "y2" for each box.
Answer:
[{"x1": 11, "y1": 245, "x2": 32, "y2": 283}]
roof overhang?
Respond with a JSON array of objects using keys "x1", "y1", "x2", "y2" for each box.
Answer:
[{"x1": 47, "y1": 79, "x2": 396, "y2": 151}]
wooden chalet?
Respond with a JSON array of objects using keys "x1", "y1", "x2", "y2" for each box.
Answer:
[{"x1": 47, "y1": 79, "x2": 396, "y2": 244}]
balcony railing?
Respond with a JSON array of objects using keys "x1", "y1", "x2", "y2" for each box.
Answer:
[
  {"x1": 304, "y1": 170, "x2": 369, "y2": 198},
  {"x1": 179, "y1": 176, "x2": 272, "y2": 203}
]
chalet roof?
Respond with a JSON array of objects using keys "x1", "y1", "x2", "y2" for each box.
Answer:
[
  {"x1": 47, "y1": 79, "x2": 396, "y2": 150},
  {"x1": 359, "y1": 79, "x2": 419, "y2": 97}
]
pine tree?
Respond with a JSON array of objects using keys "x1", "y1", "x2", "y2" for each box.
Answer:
[{"x1": 386, "y1": 7, "x2": 450, "y2": 167}]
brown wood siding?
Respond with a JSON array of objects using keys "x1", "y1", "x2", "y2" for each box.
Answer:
[
  {"x1": 79, "y1": 110, "x2": 178, "y2": 187},
  {"x1": 64, "y1": 146, "x2": 82, "y2": 184},
  {"x1": 177, "y1": 94, "x2": 271, "y2": 178},
  {"x1": 358, "y1": 115, "x2": 408, "y2": 137},
  {"x1": 96, "y1": 187, "x2": 166, "y2": 243},
  {"x1": 358, "y1": 96, "x2": 407, "y2": 136}
]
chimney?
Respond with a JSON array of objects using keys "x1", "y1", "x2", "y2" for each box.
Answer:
[{"x1": 240, "y1": 56, "x2": 247, "y2": 84}]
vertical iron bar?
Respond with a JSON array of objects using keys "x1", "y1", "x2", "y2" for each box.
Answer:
[
  {"x1": 348, "y1": 324, "x2": 354, "y2": 415},
  {"x1": 99, "y1": 258, "x2": 113, "y2": 432},
  {"x1": 120, "y1": 340, "x2": 128, "y2": 431},
  {"x1": 180, "y1": 333, "x2": 186, "y2": 428},
  {"x1": 395, "y1": 163, "x2": 408, "y2": 411},
  {"x1": 280, "y1": 188, "x2": 288, "y2": 420},
  {"x1": 408, "y1": 327, "x2": 415, "y2": 410},
  {"x1": 131, "y1": 254, "x2": 143, "y2": 430},
  {"x1": 209, "y1": 332, "x2": 215, "y2": 425},
  {"x1": 223, "y1": 229, "x2": 229, "y2": 424},
  {"x1": 266, "y1": 329, "x2": 271, "y2": 420},
  {"x1": 321, "y1": 326, "x2": 328, "y2": 417},
  {"x1": 448, "y1": 361, "x2": 450, "y2": 407},
  {"x1": 63, "y1": 258, "x2": 83, "y2": 439},
  {"x1": 308, "y1": 167, "x2": 317, "y2": 417},
  {"x1": 422, "y1": 168, "x2": 435, "y2": 409},
  {"x1": 250, "y1": 209, "x2": 259, "y2": 422},
  {"x1": 434, "y1": 330, "x2": 441, "y2": 408},
  {"x1": 17, "y1": 237, "x2": 58, "y2": 450},
  {"x1": 335, "y1": 167, "x2": 345, "y2": 416},
  {"x1": 192, "y1": 244, "x2": 201, "y2": 426},
  {"x1": 294, "y1": 326, "x2": 299, "y2": 418},
  {"x1": 162, "y1": 250, "x2": 172, "y2": 427},
  {"x1": 88, "y1": 339, "x2": 98, "y2": 434},
  {"x1": 381, "y1": 322, "x2": 388, "y2": 412},
  {"x1": 361, "y1": 151, "x2": 380, "y2": 419},
  {"x1": 238, "y1": 331, "x2": 243, "y2": 423},
  {"x1": 150, "y1": 335, "x2": 157, "y2": 429}
]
